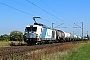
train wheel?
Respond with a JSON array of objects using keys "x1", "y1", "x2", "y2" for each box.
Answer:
[
  {"x1": 36, "y1": 42, "x2": 41, "y2": 45},
  {"x1": 49, "y1": 41, "x2": 53, "y2": 44}
]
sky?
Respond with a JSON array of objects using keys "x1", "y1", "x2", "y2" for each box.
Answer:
[{"x1": 0, "y1": 0, "x2": 90, "y2": 36}]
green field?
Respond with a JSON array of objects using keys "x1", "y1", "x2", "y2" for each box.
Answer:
[{"x1": 60, "y1": 42, "x2": 90, "y2": 60}]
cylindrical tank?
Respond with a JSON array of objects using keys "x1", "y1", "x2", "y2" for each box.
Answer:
[
  {"x1": 78, "y1": 36, "x2": 82, "y2": 39},
  {"x1": 70, "y1": 33, "x2": 73, "y2": 38},
  {"x1": 56, "y1": 30, "x2": 65, "y2": 38},
  {"x1": 73, "y1": 35, "x2": 78, "y2": 38},
  {"x1": 64, "y1": 32, "x2": 71, "y2": 38}
]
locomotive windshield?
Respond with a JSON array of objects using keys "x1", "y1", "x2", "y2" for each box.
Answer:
[{"x1": 26, "y1": 27, "x2": 37, "y2": 32}]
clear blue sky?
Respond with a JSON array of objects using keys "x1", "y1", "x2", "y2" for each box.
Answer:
[{"x1": 0, "y1": 0, "x2": 90, "y2": 36}]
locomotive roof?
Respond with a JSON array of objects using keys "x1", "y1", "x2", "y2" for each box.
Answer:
[{"x1": 34, "y1": 23, "x2": 51, "y2": 29}]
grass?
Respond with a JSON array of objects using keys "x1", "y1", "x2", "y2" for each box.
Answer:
[
  {"x1": 59, "y1": 41, "x2": 90, "y2": 60},
  {"x1": 0, "y1": 40, "x2": 90, "y2": 60},
  {"x1": 39, "y1": 40, "x2": 90, "y2": 60},
  {"x1": 22, "y1": 41, "x2": 78, "y2": 60},
  {"x1": 0, "y1": 41, "x2": 10, "y2": 47},
  {"x1": 0, "y1": 41, "x2": 26, "y2": 48}
]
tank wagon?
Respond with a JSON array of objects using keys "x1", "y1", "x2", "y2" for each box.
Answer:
[
  {"x1": 56, "y1": 30, "x2": 65, "y2": 42},
  {"x1": 24, "y1": 22, "x2": 82, "y2": 45},
  {"x1": 73, "y1": 35, "x2": 82, "y2": 41}
]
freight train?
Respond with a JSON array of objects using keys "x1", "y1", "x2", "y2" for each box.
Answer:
[{"x1": 24, "y1": 22, "x2": 82, "y2": 45}]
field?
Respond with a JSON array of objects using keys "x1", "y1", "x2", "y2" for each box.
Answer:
[
  {"x1": 0, "y1": 40, "x2": 90, "y2": 60},
  {"x1": 58, "y1": 41, "x2": 90, "y2": 60},
  {"x1": 0, "y1": 41, "x2": 26, "y2": 47},
  {"x1": 39, "y1": 40, "x2": 90, "y2": 60},
  {"x1": 0, "y1": 41, "x2": 10, "y2": 47}
]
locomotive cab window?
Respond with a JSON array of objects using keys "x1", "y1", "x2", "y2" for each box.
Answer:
[
  {"x1": 26, "y1": 27, "x2": 37, "y2": 32},
  {"x1": 41, "y1": 28, "x2": 42, "y2": 32}
]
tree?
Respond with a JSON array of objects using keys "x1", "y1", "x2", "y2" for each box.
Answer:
[
  {"x1": 10, "y1": 30, "x2": 24, "y2": 41},
  {"x1": 0, "y1": 34, "x2": 10, "y2": 41},
  {"x1": 0, "y1": 35, "x2": 3, "y2": 41},
  {"x1": 2, "y1": 34, "x2": 10, "y2": 41}
]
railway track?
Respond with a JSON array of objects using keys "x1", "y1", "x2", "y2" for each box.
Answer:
[{"x1": 0, "y1": 41, "x2": 82, "y2": 60}]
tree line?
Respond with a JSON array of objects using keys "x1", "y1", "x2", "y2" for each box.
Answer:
[
  {"x1": 0, "y1": 30, "x2": 24, "y2": 41},
  {"x1": 0, "y1": 30, "x2": 90, "y2": 41}
]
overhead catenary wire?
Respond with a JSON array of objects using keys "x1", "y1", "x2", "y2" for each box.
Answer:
[
  {"x1": 0, "y1": 2, "x2": 34, "y2": 16},
  {"x1": 0, "y1": 1, "x2": 52, "y2": 25},
  {"x1": 1, "y1": 1, "x2": 73, "y2": 29},
  {"x1": 40, "y1": 0, "x2": 77, "y2": 29},
  {"x1": 26, "y1": 0, "x2": 73, "y2": 29},
  {"x1": 26, "y1": 0, "x2": 64, "y2": 22},
  {"x1": 12, "y1": 0, "x2": 64, "y2": 25},
  {"x1": 12, "y1": 0, "x2": 41, "y2": 15},
  {"x1": 12, "y1": 0, "x2": 52, "y2": 24},
  {"x1": 40, "y1": 0, "x2": 64, "y2": 18}
]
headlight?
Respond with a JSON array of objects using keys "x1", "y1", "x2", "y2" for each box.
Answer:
[
  {"x1": 24, "y1": 34, "x2": 26, "y2": 36},
  {"x1": 26, "y1": 39, "x2": 28, "y2": 40},
  {"x1": 24, "y1": 34, "x2": 26, "y2": 37}
]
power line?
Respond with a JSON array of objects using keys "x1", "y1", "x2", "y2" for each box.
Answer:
[
  {"x1": 11, "y1": 0, "x2": 84, "y2": 35},
  {"x1": 12, "y1": 0, "x2": 53, "y2": 24},
  {"x1": 26, "y1": 0, "x2": 74, "y2": 29},
  {"x1": 0, "y1": 1, "x2": 72, "y2": 30},
  {"x1": 0, "y1": 2, "x2": 52, "y2": 25},
  {"x1": 12, "y1": 0, "x2": 41, "y2": 15},
  {"x1": 54, "y1": 23, "x2": 64, "y2": 28},
  {"x1": 40, "y1": 0, "x2": 76, "y2": 28},
  {"x1": 12, "y1": 0, "x2": 64, "y2": 25},
  {"x1": 0, "y1": 2, "x2": 34, "y2": 16},
  {"x1": 40, "y1": 0, "x2": 64, "y2": 18},
  {"x1": 26, "y1": 0, "x2": 64, "y2": 22}
]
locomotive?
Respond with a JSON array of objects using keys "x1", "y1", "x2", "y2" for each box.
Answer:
[{"x1": 24, "y1": 17, "x2": 82, "y2": 45}]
